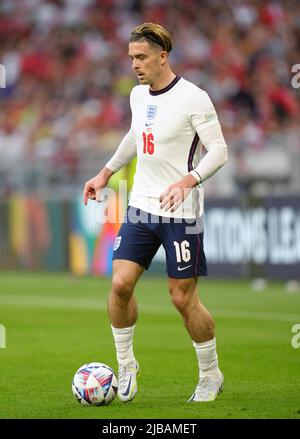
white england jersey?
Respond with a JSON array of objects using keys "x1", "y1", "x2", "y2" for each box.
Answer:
[{"x1": 106, "y1": 75, "x2": 228, "y2": 220}]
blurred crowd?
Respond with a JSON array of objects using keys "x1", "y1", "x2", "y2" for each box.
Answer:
[{"x1": 0, "y1": 0, "x2": 300, "y2": 196}]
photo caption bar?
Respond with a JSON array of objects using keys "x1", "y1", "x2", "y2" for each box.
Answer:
[{"x1": 101, "y1": 422, "x2": 198, "y2": 436}]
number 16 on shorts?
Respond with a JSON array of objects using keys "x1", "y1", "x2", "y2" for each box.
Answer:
[{"x1": 174, "y1": 240, "x2": 191, "y2": 263}]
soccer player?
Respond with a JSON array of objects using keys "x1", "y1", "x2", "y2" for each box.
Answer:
[{"x1": 83, "y1": 23, "x2": 228, "y2": 403}]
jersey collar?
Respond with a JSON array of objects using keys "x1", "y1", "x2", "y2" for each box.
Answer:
[{"x1": 149, "y1": 75, "x2": 181, "y2": 96}]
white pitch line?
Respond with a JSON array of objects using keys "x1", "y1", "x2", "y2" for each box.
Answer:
[
  {"x1": 0, "y1": 294, "x2": 299, "y2": 323},
  {"x1": 0, "y1": 294, "x2": 106, "y2": 311}
]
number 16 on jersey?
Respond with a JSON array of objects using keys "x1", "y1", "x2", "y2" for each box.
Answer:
[{"x1": 143, "y1": 132, "x2": 155, "y2": 155}]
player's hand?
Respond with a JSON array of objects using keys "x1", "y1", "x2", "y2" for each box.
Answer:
[
  {"x1": 159, "y1": 174, "x2": 198, "y2": 212},
  {"x1": 83, "y1": 168, "x2": 113, "y2": 205}
]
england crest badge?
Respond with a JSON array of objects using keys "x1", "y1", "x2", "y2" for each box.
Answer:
[
  {"x1": 113, "y1": 236, "x2": 122, "y2": 251},
  {"x1": 146, "y1": 105, "x2": 157, "y2": 120}
]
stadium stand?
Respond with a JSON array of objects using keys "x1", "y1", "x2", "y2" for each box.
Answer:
[{"x1": 0, "y1": 0, "x2": 299, "y2": 197}]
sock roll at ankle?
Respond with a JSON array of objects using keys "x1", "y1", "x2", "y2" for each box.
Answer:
[
  {"x1": 111, "y1": 325, "x2": 135, "y2": 366},
  {"x1": 193, "y1": 337, "x2": 220, "y2": 380}
]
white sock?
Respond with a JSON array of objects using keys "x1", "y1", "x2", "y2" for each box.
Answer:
[
  {"x1": 193, "y1": 337, "x2": 221, "y2": 381},
  {"x1": 111, "y1": 324, "x2": 135, "y2": 366}
]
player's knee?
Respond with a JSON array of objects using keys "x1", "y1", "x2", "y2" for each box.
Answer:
[
  {"x1": 170, "y1": 288, "x2": 190, "y2": 313},
  {"x1": 112, "y1": 276, "x2": 134, "y2": 299}
]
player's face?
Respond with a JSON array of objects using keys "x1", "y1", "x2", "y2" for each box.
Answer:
[{"x1": 128, "y1": 41, "x2": 165, "y2": 86}]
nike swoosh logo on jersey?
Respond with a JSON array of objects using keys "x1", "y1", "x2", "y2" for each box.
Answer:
[
  {"x1": 145, "y1": 122, "x2": 154, "y2": 127},
  {"x1": 177, "y1": 264, "x2": 192, "y2": 271}
]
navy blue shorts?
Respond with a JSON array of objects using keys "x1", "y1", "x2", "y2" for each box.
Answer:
[{"x1": 112, "y1": 207, "x2": 207, "y2": 279}]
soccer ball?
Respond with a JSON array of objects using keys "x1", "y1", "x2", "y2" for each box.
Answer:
[{"x1": 72, "y1": 362, "x2": 118, "y2": 406}]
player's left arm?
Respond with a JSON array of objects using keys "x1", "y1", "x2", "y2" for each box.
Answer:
[
  {"x1": 188, "y1": 90, "x2": 228, "y2": 184},
  {"x1": 160, "y1": 90, "x2": 228, "y2": 212}
]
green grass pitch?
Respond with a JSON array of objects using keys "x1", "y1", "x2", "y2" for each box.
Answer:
[{"x1": 0, "y1": 272, "x2": 299, "y2": 419}]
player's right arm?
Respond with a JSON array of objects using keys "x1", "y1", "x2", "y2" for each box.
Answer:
[{"x1": 83, "y1": 128, "x2": 137, "y2": 205}]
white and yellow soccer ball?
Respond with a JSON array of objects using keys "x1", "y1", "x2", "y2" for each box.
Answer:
[{"x1": 72, "y1": 362, "x2": 118, "y2": 406}]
